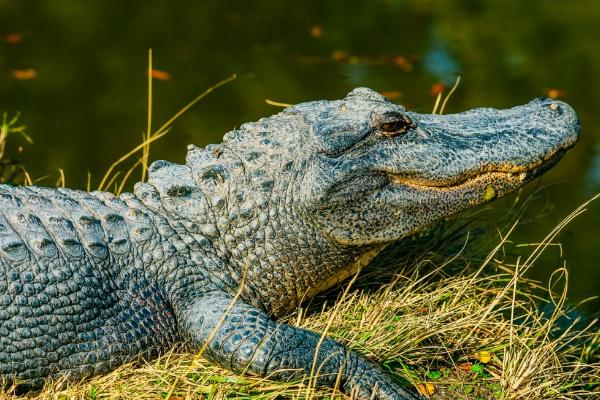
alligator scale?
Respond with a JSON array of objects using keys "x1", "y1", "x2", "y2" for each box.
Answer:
[{"x1": 0, "y1": 88, "x2": 580, "y2": 399}]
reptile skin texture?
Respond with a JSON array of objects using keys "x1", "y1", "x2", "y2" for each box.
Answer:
[{"x1": 0, "y1": 88, "x2": 580, "y2": 399}]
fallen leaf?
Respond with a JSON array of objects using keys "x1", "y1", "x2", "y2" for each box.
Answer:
[
  {"x1": 4, "y1": 33, "x2": 23, "y2": 44},
  {"x1": 457, "y1": 361, "x2": 473, "y2": 372},
  {"x1": 393, "y1": 55, "x2": 413, "y2": 72},
  {"x1": 10, "y1": 68, "x2": 37, "y2": 80},
  {"x1": 309, "y1": 25, "x2": 322, "y2": 38},
  {"x1": 430, "y1": 83, "x2": 445, "y2": 96},
  {"x1": 331, "y1": 50, "x2": 348, "y2": 62},
  {"x1": 379, "y1": 90, "x2": 402, "y2": 100},
  {"x1": 474, "y1": 350, "x2": 491, "y2": 363},
  {"x1": 545, "y1": 88, "x2": 565, "y2": 99},
  {"x1": 149, "y1": 69, "x2": 172, "y2": 81},
  {"x1": 417, "y1": 383, "x2": 436, "y2": 397}
]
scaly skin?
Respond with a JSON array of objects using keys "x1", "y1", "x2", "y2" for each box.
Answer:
[{"x1": 0, "y1": 88, "x2": 580, "y2": 399}]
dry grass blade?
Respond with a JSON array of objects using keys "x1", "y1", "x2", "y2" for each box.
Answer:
[
  {"x1": 141, "y1": 48, "x2": 153, "y2": 183},
  {"x1": 432, "y1": 92, "x2": 443, "y2": 115},
  {"x1": 438, "y1": 76, "x2": 461, "y2": 115},
  {"x1": 265, "y1": 98, "x2": 293, "y2": 107},
  {"x1": 97, "y1": 71, "x2": 236, "y2": 192}
]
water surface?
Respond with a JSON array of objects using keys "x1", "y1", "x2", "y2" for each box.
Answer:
[{"x1": 0, "y1": 0, "x2": 598, "y2": 313}]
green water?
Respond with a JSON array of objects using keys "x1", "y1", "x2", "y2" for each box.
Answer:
[{"x1": 0, "y1": 0, "x2": 598, "y2": 313}]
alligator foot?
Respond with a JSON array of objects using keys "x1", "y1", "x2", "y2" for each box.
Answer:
[{"x1": 175, "y1": 292, "x2": 422, "y2": 399}]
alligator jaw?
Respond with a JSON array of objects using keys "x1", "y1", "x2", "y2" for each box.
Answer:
[{"x1": 387, "y1": 147, "x2": 568, "y2": 192}]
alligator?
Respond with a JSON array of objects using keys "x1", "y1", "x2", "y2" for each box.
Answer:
[{"x1": 0, "y1": 88, "x2": 580, "y2": 399}]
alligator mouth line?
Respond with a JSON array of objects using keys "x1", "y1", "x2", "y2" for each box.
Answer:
[
  {"x1": 387, "y1": 148, "x2": 567, "y2": 190},
  {"x1": 389, "y1": 170, "x2": 524, "y2": 191}
]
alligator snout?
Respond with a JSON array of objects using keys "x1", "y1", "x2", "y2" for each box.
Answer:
[{"x1": 528, "y1": 97, "x2": 581, "y2": 147}]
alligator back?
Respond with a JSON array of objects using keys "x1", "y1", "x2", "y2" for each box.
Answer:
[{"x1": 0, "y1": 185, "x2": 178, "y2": 385}]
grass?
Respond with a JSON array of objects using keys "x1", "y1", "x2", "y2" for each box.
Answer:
[
  {"x1": 0, "y1": 64, "x2": 598, "y2": 399},
  {"x1": 0, "y1": 209, "x2": 596, "y2": 399},
  {"x1": 0, "y1": 111, "x2": 32, "y2": 185}
]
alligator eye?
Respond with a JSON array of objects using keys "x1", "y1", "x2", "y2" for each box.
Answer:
[
  {"x1": 379, "y1": 116, "x2": 414, "y2": 137},
  {"x1": 381, "y1": 121, "x2": 402, "y2": 131}
]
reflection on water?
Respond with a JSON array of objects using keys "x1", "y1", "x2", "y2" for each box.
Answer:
[
  {"x1": 586, "y1": 145, "x2": 600, "y2": 194},
  {"x1": 0, "y1": 0, "x2": 598, "y2": 313},
  {"x1": 423, "y1": 28, "x2": 460, "y2": 84}
]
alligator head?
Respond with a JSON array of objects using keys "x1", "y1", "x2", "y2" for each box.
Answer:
[
  {"x1": 134, "y1": 86, "x2": 582, "y2": 313},
  {"x1": 290, "y1": 88, "x2": 580, "y2": 245},
  {"x1": 177, "y1": 87, "x2": 580, "y2": 250}
]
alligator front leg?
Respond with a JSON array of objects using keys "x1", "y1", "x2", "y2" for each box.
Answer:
[{"x1": 176, "y1": 293, "x2": 421, "y2": 400}]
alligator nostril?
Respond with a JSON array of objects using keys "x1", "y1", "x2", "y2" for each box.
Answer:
[
  {"x1": 533, "y1": 96, "x2": 552, "y2": 103},
  {"x1": 548, "y1": 103, "x2": 564, "y2": 115}
]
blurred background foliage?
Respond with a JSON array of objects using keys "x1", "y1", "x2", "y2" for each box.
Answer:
[{"x1": 0, "y1": 0, "x2": 598, "y2": 312}]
